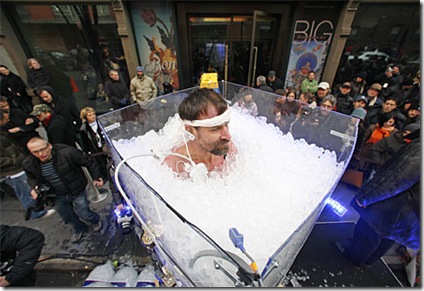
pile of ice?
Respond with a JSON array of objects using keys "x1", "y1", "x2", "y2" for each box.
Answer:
[{"x1": 112, "y1": 107, "x2": 344, "y2": 274}]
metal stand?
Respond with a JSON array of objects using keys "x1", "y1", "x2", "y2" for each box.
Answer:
[{"x1": 83, "y1": 167, "x2": 109, "y2": 203}]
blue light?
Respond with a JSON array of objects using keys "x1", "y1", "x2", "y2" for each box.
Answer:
[{"x1": 326, "y1": 197, "x2": 347, "y2": 217}]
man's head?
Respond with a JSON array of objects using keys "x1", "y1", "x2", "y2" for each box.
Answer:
[
  {"x1": 0, "y1": 96, "x2": 10, "y2": 112},
  {"x1": 136, "y1": 66, "x2": 144, "y2": 78},
  {"x1": 27, "y1": 137, "x2": 53, "y2": 162},
  {"x1": 392, "y1": 65, "x2": 401, "y2": 75},
  {"x1": 0, "y1": 65, "x2": 10, "y2": 76},
  {"x1": 27, "y1": 58, "x2": 41, "y2": 70},
  {"x1": 407, "y1": 103, "x2": 420, "y2": 119},
  {"x1": 257, "y1": 75, "x2": 267, "y2": 86},
  {"x1": 109, "y1": 69, "x2": 120, "y2": 81},
  {"x1": 339, "y1": 82, "x2": 352, "y2": 95},
  {"x1": 317, "y1": 82, "x2": 330, "y2": 99},
  {"x1": 351, "y1": 108, "x2": 367, "y2": 121},
  {"x1": 37, "y1": 86, "x2": 55, "y2": 104},
  {"x1": 382, "y1": 96, "x2": 398, "y2": 113},
  {"x1": 267, "y1": 71, "x2": 276, "y2": 82},
  {"x1": 353, "y1": 95, "x2": 368, "y2": 109},
  {"x1": 0, "y1": 108, "x2": 10, "y2": 126},
  {"x1": 367, "y1": 83, "x2": 382, "y2": 99},
  {"x1": 403, "y1": 123, "x2": 420, "y2": 137},
  {"x1": 179, "y1": 88, "x2": 231, "y2": 156},
  {"x1": 307, "y1": 71, "x2": 316, "y2": 80},
  {"x1": 30, "y1": 104, "x2": 51, "y2": 121},
  {"x1": 320, "y1": 95, "x2": 337, "y2": 115}
]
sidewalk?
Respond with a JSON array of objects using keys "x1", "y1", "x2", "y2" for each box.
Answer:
[{"x1": 0, "y1": 181, "x2": 151, "y2": 286}]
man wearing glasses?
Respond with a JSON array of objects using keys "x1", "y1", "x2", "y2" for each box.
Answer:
[{"x1": 23, "y1": 137, "x2": 104, "y2": 243}]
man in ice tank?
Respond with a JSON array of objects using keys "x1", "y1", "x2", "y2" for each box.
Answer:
[{"x1": 163, "y1": 88, "x2": 237, "y2": 175}]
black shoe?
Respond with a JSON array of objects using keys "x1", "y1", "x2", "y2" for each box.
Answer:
[
  {"x1": 71, "y1": 226, "x2": 87, "y2": 243},
  {"x1": 333, "y1": 241, "x2": 361, "y2": 268}
]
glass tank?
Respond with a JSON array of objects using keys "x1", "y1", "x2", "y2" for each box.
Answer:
[{"x1": 97, "y1": 81, "x2": 359, "y2": 287}]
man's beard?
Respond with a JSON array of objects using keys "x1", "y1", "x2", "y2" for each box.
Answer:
[{"x1": 209, "y1": 140, "x2": 230, "y2": 156}]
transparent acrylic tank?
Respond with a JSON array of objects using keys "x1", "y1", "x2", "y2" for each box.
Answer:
[{"x1": 97, "y1": 81, "x2": 359, "y2": 287}]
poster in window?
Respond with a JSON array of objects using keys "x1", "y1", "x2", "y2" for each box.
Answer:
[
  {"x1": 131, "y1": 2, "x2": 179, "y2": 91},
  {"x1": 284, "y1": 18, "x2": 335, "y2": 93}
]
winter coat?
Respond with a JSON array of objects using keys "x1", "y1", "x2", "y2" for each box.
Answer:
[
  {"x1": 23, "y1": 143, "x2": 101, "y2": 196},
  {"x1": 352, "y1": 138, "x2": 420, "y2": 250},
  {"x1": 368, "y1": 131, "x2": 408, "y2": 167},
  {"x1": 80, "y1": 120, "x2": 109, "y2": 180},
  {"x1": 266, "y1": 78, "x2": 284, "y2": 92},
  {"x1": 130, "y1": 75, "x2": 158, "y2": 103},
  {"x1": 38, "y1": 86, "x2": 81, "y2": 130},
  {"x1": 43, "y1": 114, "x2": 76, "y2": 147},
  {"x1": 334, "y1": 91, "x2": 354, "y2": 115},
  {"x1": 27, "y1": 67, "x2": 51, "y2": 90},
  {"x1": 104, "y1": 78, "x2": 131, "y2": 110},
  {"x1": 0, "y1": 131, "x2": 27, "y2": 177},
  {"x1": 0, "y1": 225, "x2": 45, "y2": 286},
  {"x1": 0, "y1": 72, "x2": 33, "y2": 113},
  {"x1": 1, "y1": 107, "x2": 39, "y2": 151},
  {"x1": 301, "y1": 78, "x2": 318, "y2": 95}
]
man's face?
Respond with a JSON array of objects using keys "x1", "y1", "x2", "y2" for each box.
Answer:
[
  {"x1": 0, "y1": 112, "x2": 10, "y2": 126},
  {"x1": 408, "y1": 109, "x2": 420, "y2": 119},
  {"x1": 137, "y1": 71, "x2": 144, "y2": 78},
  {"x1": 35, "y1": 111, "x2": 49, "y2": 122},
  {"x1": 317, "y1": 88, "x2": 328, "y2": 98},
  {"x1": 39, "y1": 90, "x2": 53, "y2": 103},
  {"x1": 191, "y1": 104, "x2": 231, "y2": 156},
  {"x1": 320, "y1": 101, "x2": 334, "y2": 116},
  {"x1": 354, "y1": 100, "x2": 367, "y2": 109},
  {"x1": 0, "y1": 101, "x2": 10, "y2": 112},
  {"x1": 382, "y1": 100, "x2": 397, "y2": 113},
  {"x1": 28, "y1": 140, "x2": 53, "y2": 162},
  {"x1": 367, "y1": 88, "x2": 379, "y2": 98},
  {"x1": 393, "y1": 66, "x2": 400, "y2": 75},
  {"x1": 268, "y1": 76, "x2": 276, "y2": 82},
  {"x1": 0, "y1": 67, "x2": 10, "y2": 76},
  {"x1": 340, "y1": 86, "x2": 351, "y2": 95},
  {"x1": 307, "y1": 72, "x2": 315, "y2": 80},
  {"x1": 109, "y1": 71, "x2": 119, "y2": 81}
]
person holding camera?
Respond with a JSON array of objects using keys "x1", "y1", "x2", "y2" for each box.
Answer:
[
  {"x1": 23, "y1": 137, "x2": 104, "y2": 243},
  {"x1": 0, "y1": 109, "x2": 56, "y2": 221},
  {"x1": 0, "y1": 225, "x2": 45, "y2": 287}
]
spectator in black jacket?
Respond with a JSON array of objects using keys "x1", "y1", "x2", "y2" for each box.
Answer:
[
  {"x1": 23, "y1": 137, "x2": 104, "y2": 243},
  {"x1": 333, "y1": 81, "x2": 354, "y2": 115},
  {"x1": 26, "y1": 58, "x2": 51, "y2": 93},
  {"x1": 0, "y1": 225, "x2": 45, "y2": 287},
  {"x1": 104, "y1": 69, "x2": 131, "y2": 110},
  {"x1": 266, "y1": 70, "x2": 284, "y2": 92},
  {"x1": 0, "y1": 96, "x2": 39, "y2": 153},
  {"x1": 30, "y1": 104, "x2": 76, "y2": 147},
  {"x1": 335, "y1": 134, "x2": 420, "y2": 268},
  {"x1": 0, "y1": 65, "x2": 33, "y2": 113},
  {"x1": 363, "y1": 96, "x2": 406, "y2": 130}
]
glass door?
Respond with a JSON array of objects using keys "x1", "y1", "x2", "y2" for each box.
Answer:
[
  {"x1": 247, "y1": 10, "x2": 278, "y2": 87},
  {"x1": 189, "y1": 13, "x2": 278, "y2": 87}
]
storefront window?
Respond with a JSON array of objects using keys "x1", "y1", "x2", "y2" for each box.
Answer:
[
  {"x1": 6, "y1": 4, "x2": 128, "y2": 114},
  {"x1": 334, "y1": 3, "x2": 420, "y2": 87}
]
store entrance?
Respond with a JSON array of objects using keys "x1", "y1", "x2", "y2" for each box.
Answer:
[{"x1": 189, "y1": 11, "x2": 278, "y2": 86}]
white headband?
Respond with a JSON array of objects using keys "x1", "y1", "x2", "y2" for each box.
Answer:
[{"x1": 181, "y1": 107, "x2": 231, "y2": 127}]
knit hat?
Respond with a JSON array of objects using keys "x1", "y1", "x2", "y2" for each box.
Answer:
[
  {"x1": 136, "y1": 66, "x2": 144, "y2": 72},
  {"x1": 30, "y1": 104, "x2": 51, "y2": 116},
  {"x1": 409, "y1": 103, "x2": 420, "y2": 111},
  {"x1": 351, "y1": 108, "x2": 367, "y2": 120}
]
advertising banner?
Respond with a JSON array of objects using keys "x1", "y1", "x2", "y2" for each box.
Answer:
[{"x1": 130, "y1": 2, "x2": 179, "y2": 91}]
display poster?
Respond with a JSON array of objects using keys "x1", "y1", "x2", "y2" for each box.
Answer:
[
  {"x1": 284, "y1": 19, "x2": 335, "y2": 93},
  {"x1": 131, "y1": 2, "x2": 179, "y2": 91}
]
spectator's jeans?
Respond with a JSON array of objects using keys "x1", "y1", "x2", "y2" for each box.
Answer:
[
  {"x1": 55, "y1": 191, "x2": 99, "y2": 234},
  {"x1": 3, "y1": 171, "x2": 47, "y2": 219}
]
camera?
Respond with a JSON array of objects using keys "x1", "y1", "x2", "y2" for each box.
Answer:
[{"x1": 25, "y1": 185, "x2": 55, "y2": 221}]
